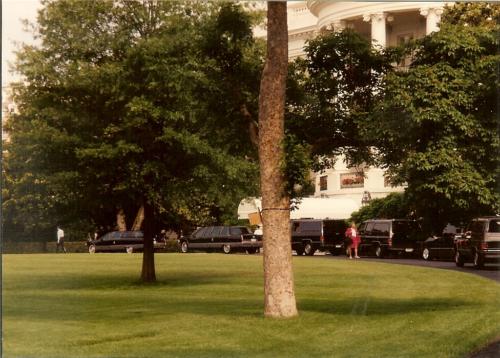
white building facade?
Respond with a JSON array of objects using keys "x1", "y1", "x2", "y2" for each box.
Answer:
[{"x1": 286, "y1": 2, "x2": 447, "y2": 205}]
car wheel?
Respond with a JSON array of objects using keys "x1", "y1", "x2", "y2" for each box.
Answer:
[
  {"x1": 126, "y1": 246, "x2": 133, "y2": 254},
  {"x1": 304, "y1": 243, "x2": 315, "y2": 256},
  {"x1": 375, "y1": 245, "x2": 384, "y2": 258},
  {"x1": 473, "y1": 250, "x2": 484, "y2": 269},
  {"x1": 222, "y1": 244, "x2": 231, "y2": 254},
  {"x1": 88, "y1": 245, "x2": 96, "y2": 254},
  {"x1": 455, "y1": 250, "x2": 464, "y2": 267},
  {"x1": 180, "y1": 241, "x2": 188, "y2": 253},
  {"x1": 422, "y1": 247, "x2": 432, "y2": 261}
]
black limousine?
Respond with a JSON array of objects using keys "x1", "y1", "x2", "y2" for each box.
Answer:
[
  {"x1": 179, "y1": 226, "x2": 262, "y2": 254},
  {"x1": 87, "y1": 231, "x2": 166, "y2": 254}
]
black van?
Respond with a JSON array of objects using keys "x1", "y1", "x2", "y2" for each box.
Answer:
[
  {"x1": 455, "y1": 217, "x2": 500, "y2": 268},
  {"x1": 179, "y1": 226, "x2": 262, "y2": 254},
  {"x1": 358, "y1": 219, "x2": 423, "y2": 258},
  {"x1": 291, "y1": 219, "x2": 349, "y2": 256}
]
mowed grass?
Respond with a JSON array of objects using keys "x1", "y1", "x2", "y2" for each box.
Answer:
[{"x1": 3, "y1": 253, "x2": 500, "y2": 358}]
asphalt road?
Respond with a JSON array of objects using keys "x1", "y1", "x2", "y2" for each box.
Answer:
[{"x1": 316, "y1": 253, "x2": 500, "y2": 282}]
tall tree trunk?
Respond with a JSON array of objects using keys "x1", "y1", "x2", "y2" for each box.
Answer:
[
  {"x1": 116, "y1": 207, "x2": 127, "y2": 231},
  {"x1": 141, "y1": 200, "x2": 156, "y2": 282},
  {"x1": 258, "y1": 2, "x2": 298, "y2": 318},
  {"x1": 131, "y1": 205, "x2": 145, "y2": 231}
]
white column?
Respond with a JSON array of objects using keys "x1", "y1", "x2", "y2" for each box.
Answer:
[
  {"x1": 363, "y1": 12, "x2": 387, "y2": 48},
  {"x1": 332, "y1": 20, "x2": 346, "y2": 32},
  {"x1": 420, "y1": 7, "x2": 444, "y2": 35}
]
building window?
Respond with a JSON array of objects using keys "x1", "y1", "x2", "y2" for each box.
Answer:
[
  {"x1": 319, "y1": 175, "x2": 328, "y2": 191},
  {"x1": 340, "y1": 173, "x2": 364, "y2": 189}
]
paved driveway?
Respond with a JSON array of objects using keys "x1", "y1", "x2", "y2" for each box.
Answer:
[{"x1": 319, "y1": 254, "x2": 500, "y2": 282}]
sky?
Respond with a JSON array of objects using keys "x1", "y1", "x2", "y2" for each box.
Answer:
[{"x1": 2, "y1": 0, "x2": 41, "y2": 87}]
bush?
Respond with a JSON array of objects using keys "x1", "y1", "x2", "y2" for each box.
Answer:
[{"x1": 350, "y1": 192, "x2": 412, "y2": 224}]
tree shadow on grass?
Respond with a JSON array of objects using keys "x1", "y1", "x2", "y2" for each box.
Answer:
[
  {"x1": 17, "y1": 271, "x2": 240, "y2": 291},
  {"x1": 4, "y1": 293, "x2": 474, "y2": 324},
  {"x1": 298, "y1": 296, "x2": 473, "y2": 316}
]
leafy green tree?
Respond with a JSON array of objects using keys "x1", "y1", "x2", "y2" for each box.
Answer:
[
  {"x1": 4, "y1": 0, "x2": 263, "y2": 280},
  {"x1": 350, "y1": 193, "x2": 412, "y2": 227},
  {"x1": 286, "y1": 29, "x2": 393, "y2": 170},
  {"x1": 365, "y1": 3, "x2": 500, "y2": 233}
]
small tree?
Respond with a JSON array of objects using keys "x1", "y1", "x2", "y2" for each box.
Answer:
[{"x1": 5, "y1": 1, "x2": 262, "y2": 282}]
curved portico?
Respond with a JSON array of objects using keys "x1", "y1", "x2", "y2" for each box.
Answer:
[{"x1": 305, "y1": 1, "x2": 446, "y2": 47}]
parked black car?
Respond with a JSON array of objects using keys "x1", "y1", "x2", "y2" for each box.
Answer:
[
  {"x1": 455, "y1": 217, "x2": 500, "y2": 268},
  {"x1": 87, "y1": 231, "x2": 142, "y2": 253},
  {"x1": 421, "y1": 224, "x2": 463, "y2": 261},
  {"x1": 179, "y1": 226, "x2": 262, "y2": 254},
  {"x1": 291, "y1": 219, "x2": 349, "y2": 256},
  {"x1": 358, "y1": 219, "x2": 424, "y2": 258},
  {"x1": 87, "y1": 231, "x2": 166, "y2": 254}
]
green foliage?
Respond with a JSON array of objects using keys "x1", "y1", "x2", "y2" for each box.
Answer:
[
  {"x1": 286, "y1": 29, "x2": 393, "y2": 169},
  {"x1": 3, "y1": 1, "x2": 263, "y2": 241},
  {"x1": 282, "y1": 134, "x2": 314, "y2": 197},
  {"x1": 365, "y1": 3, "x2": 500, "y2": 232},
  {"x1": 350, "y1": 193, "x2": 412, "y2": 225}
]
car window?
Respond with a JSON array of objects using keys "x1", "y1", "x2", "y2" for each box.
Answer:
[
  {"x1": 220, "y1": 227, "x2": 230, "y2": 237},
  {"x1": 373, "y1": 223, "x2": 390, "y2": 236},
  {"x1": 300, "y1": 221, "x2": 321, "y2": 232},
  {"x1": 392, "y1": 221, "x2": 418, "y2": 234},
  {"x1": 230, "y1": 227, "x2": 250, "y2": 235},
  {"x1": 488, "y1": 219, "x2": 500, "y2": 233},
  {"x1": 324, "y1": 220, "x2": 347, "y2": 234},
  {"x1": 202, "y1": 227, "x2": 215, "y2": 238},
  {"x1": 470, "y1": 221, "x2": 486, "y2": 234},
  {"x1": 119, "y1": 232, "x2": 130, "y2": 239},
  {"x1": 102, "y1": 232, "x2": 118, "y2": 241},
  {"x1": 101, "y1": 233, "x2": 112, "y2": 241},
  {"x1": 194, "y1": 227, "x2": 208, "y2": 239},
  {"x1": 364, "y1": 222, "x2": 374, "y2": 235},
  {"x1": 211, "y1": 227, "x2": 223, "y2": 237},
  {"x1": 292, "y1": 221, "x2": 300, "y2": 233},
  {"x1": 358, "y1": 223, "x2": 367, "y2": 233}
]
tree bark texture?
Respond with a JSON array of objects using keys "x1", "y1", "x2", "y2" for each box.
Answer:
[
  {"x1": 131, "y1": 205, "x2": 145, "y2": 231},
  {"x1": 141, "y1": 200, "x2": 156, "y2": 282},
  {"x1": 116, "y1": 208, "x2": 127, "y2": 232},
  {"x1": 258, "y1": 2, "x2": 298, "y2": 318}
]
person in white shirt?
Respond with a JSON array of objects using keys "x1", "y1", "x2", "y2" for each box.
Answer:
[{"x1": 56, "y1": 226, "x2": 66, "y2": 253}]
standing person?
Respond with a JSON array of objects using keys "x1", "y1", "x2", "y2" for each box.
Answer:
[
  {"x1": 56, "y1": 226, "x2": 66, "y2": 253},
  {"x1": 345, "y1": 223, "x2": 361, "y2": 259}
]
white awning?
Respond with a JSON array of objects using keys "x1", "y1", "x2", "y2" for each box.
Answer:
[{"x1": 238, "y1": 197, "x2": 360, "y2": 221}]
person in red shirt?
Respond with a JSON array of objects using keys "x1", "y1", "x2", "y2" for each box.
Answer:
[{"x1": 345, "y1": 223, "x2": 361, "y2": 259}]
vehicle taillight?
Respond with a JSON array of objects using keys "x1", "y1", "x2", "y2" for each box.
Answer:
[
  {"x1": 320, "y1": 235, "x2": 325, "y2": 243},
  {"x1": 388, "y1": 238, "x2": 393, "y2": 247},
  {"x1": 480, "y1": 242, "x2": 488, "y2": 250}
]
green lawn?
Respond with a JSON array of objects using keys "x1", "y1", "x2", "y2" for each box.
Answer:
[{"x1": 3, "y1": 253, "x2": 499, "y2": 358}]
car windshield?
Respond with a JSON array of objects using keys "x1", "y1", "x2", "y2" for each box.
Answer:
[{"x1": 488, "y1": 219, "x2": 500, "y2": 233}]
